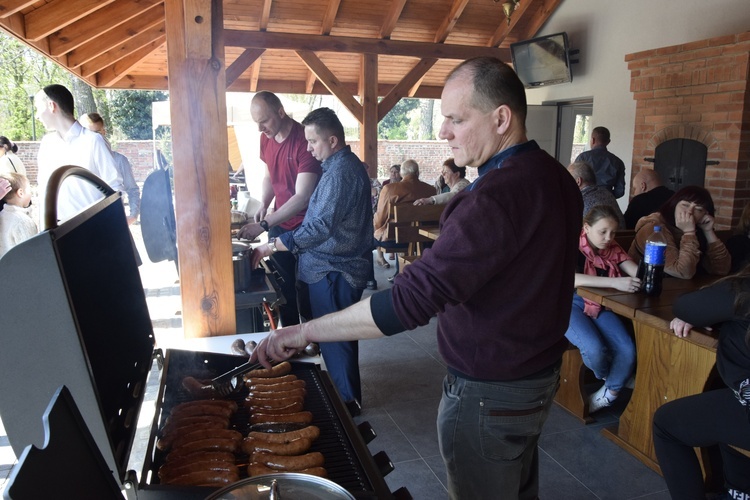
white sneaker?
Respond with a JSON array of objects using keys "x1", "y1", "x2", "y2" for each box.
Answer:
[{"x1": 589, "y1": 385, "x2": 616, "y2": 413}]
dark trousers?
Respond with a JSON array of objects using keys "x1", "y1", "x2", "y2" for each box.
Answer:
[
  {"x1": 307, "y1": 272, "x2": 363, "y2": 403},
  {"x1": 268, "y1": 226, "x2": 300, "y2": 327},
  {"x1": 653, "y1": 388, "x2": 750, "y2": 499}
]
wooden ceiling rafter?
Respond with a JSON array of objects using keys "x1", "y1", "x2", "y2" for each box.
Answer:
[
  {"x1": 487, "y1": 0, "x2": 529, "y2": 47},
  {"x1": 378, "y1": 57, "x2": 437, "y2": 121},
  {"x1": 224, "y1": 30, "x2": 510, "y2": 61},
  {"x1": 259, "y1": 0, "x2": 272, "y2": 31},
  {"x1": 25, "y1": 0, "x2": 114, "y2": 42},
  {"x1": 0, "y1": 0, "x2": 35, "y2": 19},
  {"x1": 434, "y1": 0, "x2": 470, "y2": 43},
  {"x1": 296, "y1": 49, "x2": 362, "y2": 121},
  {"x1": 81, "y1": 22, "x2": 165, "y2": 78},
  {"x1": 379, "y1": 0, "x2": 407, "y2": 39},
  {"x1": 48, "y1": 0, "x2": 164, "y2": 57},
  {"x1": 249, "y1": 58, "x2": 261, "y2": 91},
  {"x1": 96, "y1": 36, "x2": 166, "y2": 87},
  {"x1": 225, "y1": 47, "x2": 265, "y2": 87},
  {"x1": 67, "y1": 3, "x2": 165, "y2": 70},
  {"x1": 320, "y1": 0, "x2": 341, "y2": 35}
]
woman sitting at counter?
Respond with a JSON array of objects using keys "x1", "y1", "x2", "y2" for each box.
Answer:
[
  {"x1": 413, "y1": 158, "x2": 470, "y2": 206},
  {"x1": 628, "y1": 186, "x2": 731, "y2": 279},
  {"x1": 567, "y1": 205, "x2": 639, "y2": 413},
  {"x1": 653, "y1": 266, "x2": 750, "y2": 500}
]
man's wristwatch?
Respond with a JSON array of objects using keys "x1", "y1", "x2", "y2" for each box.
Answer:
[
  {"x1": 268, "y1": 237, "x2": 278, "y2": 253},
  {"x1": 259, "y1": 220, "x2": 270, "y2": 232}
]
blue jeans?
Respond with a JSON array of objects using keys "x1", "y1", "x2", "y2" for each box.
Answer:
[
  {"x1": 307, "y1": 272, "x2": 363, "y2": 403},
  {"x1": 437, "y1": 362, "x2": 560, "y2": 500},
  {"x1": 565, "y1": 294, "x2": 635, "y2": 392}
]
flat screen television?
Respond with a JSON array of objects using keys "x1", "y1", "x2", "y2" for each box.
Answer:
[{"x1": 510, "y1": 32, "x2": 572, "y2": 89}]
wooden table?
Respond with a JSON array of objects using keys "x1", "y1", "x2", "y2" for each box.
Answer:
[{"x1": 577, "y1": 275, "x2": 720, "y2": 475}]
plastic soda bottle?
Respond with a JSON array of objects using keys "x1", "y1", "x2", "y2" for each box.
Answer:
[{"x1": 642, "y1": 225, "x2": 667, "y2": 296}]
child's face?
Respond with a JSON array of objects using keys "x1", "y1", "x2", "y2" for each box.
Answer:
[
  {"x1": 584, "y1": 217, "x2": 618, "y2": 251},
  {"x1": 17, "y1": 180, "x2": 31, "y2": 208}
]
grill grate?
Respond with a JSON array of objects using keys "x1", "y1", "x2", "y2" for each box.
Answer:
[{"x1": 140, "y1": 350, "x2": 388, "y2": 497}]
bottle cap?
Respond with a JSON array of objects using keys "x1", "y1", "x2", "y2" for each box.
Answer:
[{"x1": 653, "y1": 226, "x2": 661, "y2": 231}]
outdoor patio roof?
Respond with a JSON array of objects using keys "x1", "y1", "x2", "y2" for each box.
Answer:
[{"x1": 0, "y1": 0, "x2": 561, "y2": 98}]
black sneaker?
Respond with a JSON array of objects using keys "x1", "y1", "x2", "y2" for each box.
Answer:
[{"x1": 366, "y1": 280, "x2": 377, "y2": 290}]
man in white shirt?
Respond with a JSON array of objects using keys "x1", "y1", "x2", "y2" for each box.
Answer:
[{"x1": 35, "y1": 84, "x2": 123, "y2": 226}]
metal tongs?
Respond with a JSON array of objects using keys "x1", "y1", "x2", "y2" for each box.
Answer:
[{"x1": 211, "y1": 301, "x2": 278, "y2": 396}]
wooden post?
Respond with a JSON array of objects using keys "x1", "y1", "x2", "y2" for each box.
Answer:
[
  {"x1": 360, "y1": 53, "x2": 378, "y2": 178},
  {"x1": 164, "y1": 0, "x2": 235, "y2": 337}
]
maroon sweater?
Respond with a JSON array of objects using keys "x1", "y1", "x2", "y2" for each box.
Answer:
[{"x1": 372, "y1": 147, "x2": 582, "y2": 380}]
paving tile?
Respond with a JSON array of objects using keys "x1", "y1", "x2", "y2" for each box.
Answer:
[
  {"x1": 360, "y1": 357, "x2": 445, "y2": 407},
  {"x1": 383, "y1": 458, "x2": 448, "y2": 499},
  {"x1": 382, "y1": 397, "x2": 442, "y2": 459},
  {"x1": 538, "y1": 448, "x2": 599, "y2": 499}
]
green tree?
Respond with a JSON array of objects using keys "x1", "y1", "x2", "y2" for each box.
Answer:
[
  {"x1": 378, "y1": 98, "x2": 419, "y2": 140},
  {"x1": 109, "y1": 90, "x2": 168, "y2": 140}
]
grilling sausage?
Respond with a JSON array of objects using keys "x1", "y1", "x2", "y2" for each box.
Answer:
[
  {"x1": 181, "y1": 376, "x2": 218, "y2": 399},
  {"x1": 159, "y1": 459, "x2": 237, "y2": 483},
  {"x1": 244, "y1": 395, "x2": 304, "y2": 409},
  {"x1": 248, "y1": 462, "x2": 327, "y2": 478},
  {"x1": 250, "y1": 410, "x2": 313, "y2": 425},
  {"x1": 242, "y1": 437, "x2": 313, "y2": 456},
  {"x1": 245, "y1": 361, "x2": 292, "y2": 378},
  {"x1": 247, "y1": 425, "x2": 320, "y2": 444},
  {"x1": 164, "y1": 450, "x2": 235, "y2": 466},
  {"x1": 170, "y1": 429, "x2": 242, "y2": 451},
  {"x1": 168, "y1": 403, "x2": 235, "y2": 420},
  {"x1": 250, "y1": 451, "x2": 324, "y2": 471},
  {"x1": 247, "y1": 380, "x2": 306, "y2": 392},
  {"x1": 246, "y1": 388, "x2": 306, "y2": 400},
  {"x1": 160, "y1": 469, "x2": 240, "y2": 486},
  {"x1": 157, "y1": 421, "x2": 229, "y2": 451},
  {"x1": 244, "y1": 374, "x2": 298, "y2": 386},
  {"x1": 159, "y1": 416, "x2": 229, "y2": 439},
  {"x1": 247, "y1": 400, "x2": 304, "y2": 415},
  {"x1": 170, "y1": 400, "x2": 238, "y2": 414},
  {"x1": 167, "y1": 438, "x2": 240, "y2": 460}
]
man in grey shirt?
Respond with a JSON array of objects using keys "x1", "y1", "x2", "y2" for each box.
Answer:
[
  {"x1": 574, "y1": 126, "x2": 626, "y2": 199},
  {"x1": 568, "y1": 161, "x2": 626, "y2": 228}
]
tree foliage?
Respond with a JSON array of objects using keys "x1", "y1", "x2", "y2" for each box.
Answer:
[
  {"x1": 108, "y1": 90, "x2": 168, "y2": 140},
  {"x1": 378, "y1": 98, "x2": 420, "y2": 140}
]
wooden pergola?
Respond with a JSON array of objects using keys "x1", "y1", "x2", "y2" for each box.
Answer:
[{"x1": 0, "y1": 0, "x2": 561, "y2": 337}]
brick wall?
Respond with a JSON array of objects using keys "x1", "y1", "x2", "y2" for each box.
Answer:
[
  {"x1": 626, "y1": 32, "x2": 750, "y2": 229},
  {"x1": 17, "y1": 139, "x2": 472, "y2": 188}
]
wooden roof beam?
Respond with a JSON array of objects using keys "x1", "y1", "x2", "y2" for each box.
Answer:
[
  {"x1": 225, "y1": 30, "x2": 510, "y2": 61},
  {"x1": 225, "y1": 48, "x2": 264, "y2": 87},
  {"x1": 486, "y1": 0, "x2": 529, "y2": 47},
  {"x1": 0, "y1": 0, "x2": 36, "y2": 19},
  {"x1": 295, "y1": 50, "x2": 362, "y2": 122},
  {"x1": 249, "y1": 59, "x2": 261, "y2": 91},
  {"x1": 305, "y1": 71, "x2": 317, "y2": 94},
  {"x1": 259, "y1": 0, "x2": 272, "y2": 31},
  {"x1": 378, "y1": 58, "x2": 437, "y2": 121},
  {"x1": 379, "y1": 0, "x2": 406, "y2": 39},
  {"x1": 81, "y1": 22, "x2": 165, "y2": 77},
  {"x1": 320, "y1": 0, "x2": 341, "y2": 35},
  {"x1": 434, "y1": 0, "x2": 470, "y2": 43},
  {"x1": 49, "y1": 0, "x2": 163, "y2": 57},
  {"x1": 67, "y1": 4, "x2": 164, "y2": 69},
  {"x1": 96, "y1": 36, "x2": 165, "y2": 87},
  {"x1": 25, "y1": 0, "x2": 115, "y2": 41}
]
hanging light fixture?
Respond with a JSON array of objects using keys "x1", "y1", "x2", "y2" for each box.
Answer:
[{"x1": 494, "y1": 0, "x2": 520, "y2": 25}]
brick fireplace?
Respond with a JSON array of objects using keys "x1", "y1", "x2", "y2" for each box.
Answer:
[{"x1": 626, "y1": 32, "x2": 750, "y2": 229}]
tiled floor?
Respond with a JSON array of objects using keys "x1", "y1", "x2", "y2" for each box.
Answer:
[{"x1": 0, "y1": 237, "x2": 670, "y2": 498}]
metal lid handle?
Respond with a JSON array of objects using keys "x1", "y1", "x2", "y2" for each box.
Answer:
[{"x1": 44, "y1": 165, "x2": 116, "y2": 230}]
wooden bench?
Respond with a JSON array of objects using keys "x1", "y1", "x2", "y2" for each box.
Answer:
[
  {"x1": 393, "y1": 203, "x2": 445, "y2": 271},
  {"x1": 554, "y1": 227, "x2": 735, "y2": 424}
]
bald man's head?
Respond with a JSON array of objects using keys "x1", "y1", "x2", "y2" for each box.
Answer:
[{"x1": 632, "y1": 169, "x2": 664, "y2": 195}]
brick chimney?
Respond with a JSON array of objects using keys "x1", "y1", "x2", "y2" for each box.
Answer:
[{"x1": 626, "y1": 32, "x2": 750, "y2": 229}]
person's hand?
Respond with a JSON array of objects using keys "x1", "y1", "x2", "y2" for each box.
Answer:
[
  {"x1": 250, "y1": 325, "x2": 309, "y2": 368},
  {"x1": 254, "y1": 206, "x2": 267, "y2": 223},
  {"x1": 697, "y1": 213, "x2": 716, "y2": 233},
  {"x1": 669, "y1": 317, "x2": 693, "y2": 338},
  {"x1": 0, "y1": 178, "x2": 10, "y2": 198},
  {"x1": 237, "y1": 222, "x2": 263, "y2": 241},
  {"x1": 674, "y1": 206, "x2": 696, "y2": 233},
  {"x1": 413, "y1": 198, "x2": 430, "y2": 206},
  {"x1": 612, "y1": 276, "x2": 641, "y2": 293},
  {"x1": 251, "y1": 245, "x2": 272, "y2": 268}
]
